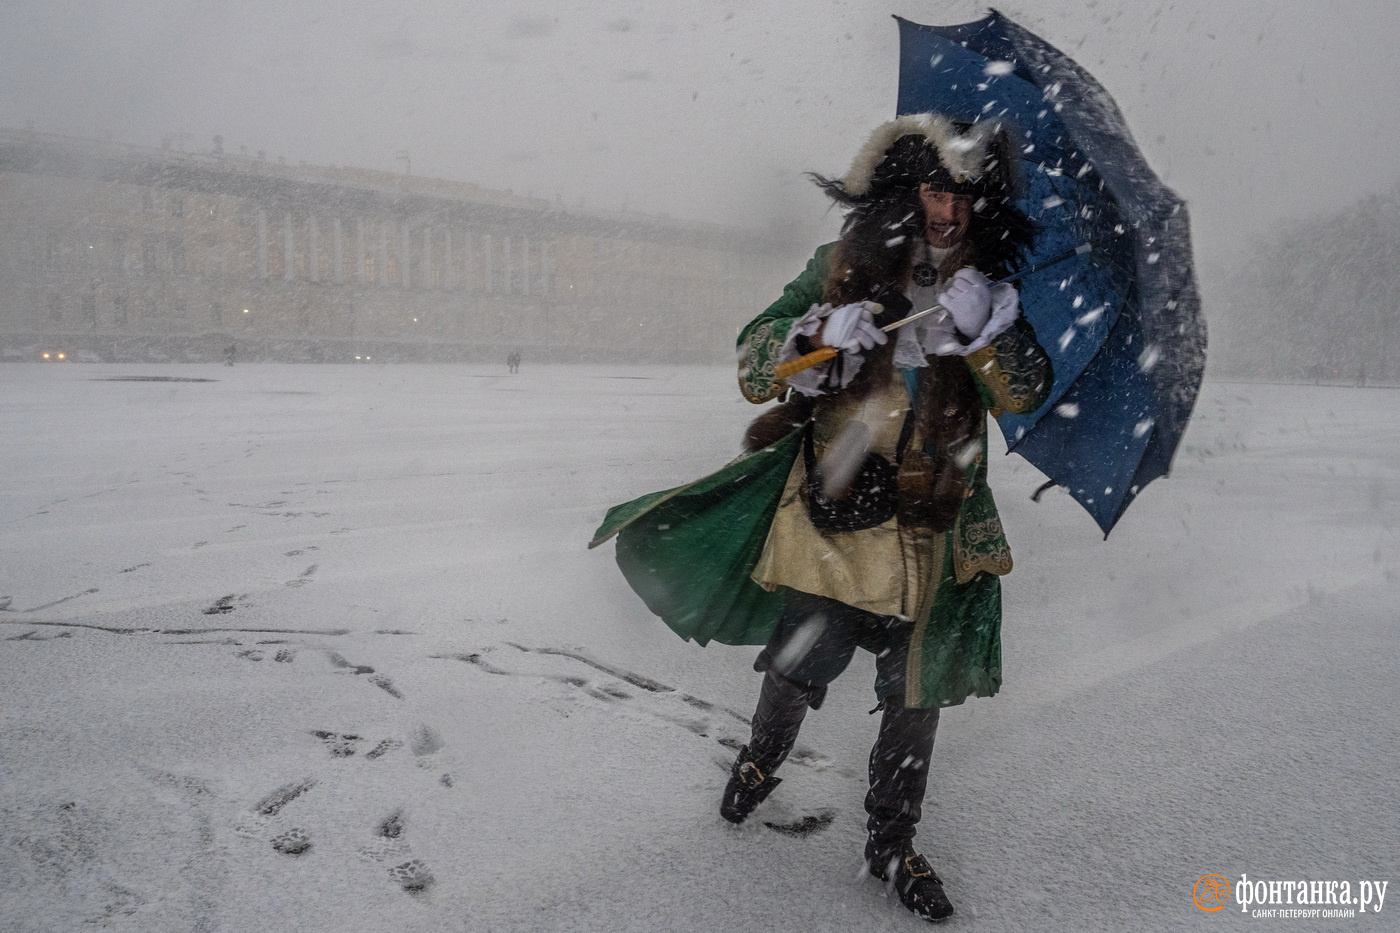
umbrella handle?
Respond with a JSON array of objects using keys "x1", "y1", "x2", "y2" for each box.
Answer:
[
  {"x1": 774, "y1": 345, "x2": 838, "y2": 380},
  {"x1": 771, "y1": 304, "x2": 937, "y2": 380}
]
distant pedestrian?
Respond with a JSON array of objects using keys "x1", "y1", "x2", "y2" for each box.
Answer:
[
  {"x1": 224, "y1": 343, "x2": 236, "y2": 367},
  {"x1": 507, "y1": 351, "x2": 521, "y2": 374}
]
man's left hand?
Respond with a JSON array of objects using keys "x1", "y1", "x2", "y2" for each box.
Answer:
[{"x1": 938, "y1": 268, "x2": 993, "y2": 337}]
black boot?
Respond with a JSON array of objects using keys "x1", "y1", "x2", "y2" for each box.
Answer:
[
  {"x1": 865, "y1": 840, "x2": 955, "y2": 923},
  {"x1": 720, "y1": 670, "x2": 820, "y2": 824},
  {"x1": 720, "y1": 746, "x2": 783, "y2": 824},
  {"x1": 864, "y1": 702, "x2": 951, "y2": 921}
]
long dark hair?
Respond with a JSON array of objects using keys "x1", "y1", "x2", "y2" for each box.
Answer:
[{"x1": 816, "y1": 184, "x2": 924, "y2": 308}]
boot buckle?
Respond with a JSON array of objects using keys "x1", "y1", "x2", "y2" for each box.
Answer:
[
  {"x1": 904, "y1": 854, "x2": 934, "y2": 879},
  {"x1": 737, "y1": 761, "x2": 766, "y2": 788}
]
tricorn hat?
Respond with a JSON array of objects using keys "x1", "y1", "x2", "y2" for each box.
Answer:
[{"x1": 837, "y1": 113, "x2": 1023, "y2": 202}]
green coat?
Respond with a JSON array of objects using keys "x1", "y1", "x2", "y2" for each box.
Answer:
[{"x1": 592, "y1": 244, "x2": 1052, "y2": 708}]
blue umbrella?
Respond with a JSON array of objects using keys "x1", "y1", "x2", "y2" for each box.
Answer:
[{"x1": 895, "y1": 10, "x2": 1207, "y2": 536}]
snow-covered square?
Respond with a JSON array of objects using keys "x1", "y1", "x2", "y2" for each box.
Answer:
[{"x1": 1, "y1": 363, "x2": 1395, "y2": 931}]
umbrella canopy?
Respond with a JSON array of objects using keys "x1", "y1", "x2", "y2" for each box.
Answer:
[{"x1": 895, "y1": 11, "x2": 1207, "y2": 535}]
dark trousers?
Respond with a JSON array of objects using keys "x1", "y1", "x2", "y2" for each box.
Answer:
[{"x1": 745, "y1": 590, "x2": 940, "y2": 852}]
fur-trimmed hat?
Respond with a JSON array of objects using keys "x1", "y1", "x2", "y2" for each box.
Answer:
[{"x1": 836, "y1": 113, "x2": 1023, "y2": 201}]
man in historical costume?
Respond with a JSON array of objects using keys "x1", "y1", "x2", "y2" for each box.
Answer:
[{"x1": 591, "y1": 112, "x2": 1052, "y2": 924}]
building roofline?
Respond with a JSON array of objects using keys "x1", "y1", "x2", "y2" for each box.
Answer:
[{"x1": 0, "y1": 127, "x2": 775, "y2": 249}]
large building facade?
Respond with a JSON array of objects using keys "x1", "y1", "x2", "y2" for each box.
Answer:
[{"x1": 0, "y1": 129, "x2": 794, "y2": 363}]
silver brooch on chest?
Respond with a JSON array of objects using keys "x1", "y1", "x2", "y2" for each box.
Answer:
[{"x1": 911, "y1": 261, "x2": 939, "y2": 287}]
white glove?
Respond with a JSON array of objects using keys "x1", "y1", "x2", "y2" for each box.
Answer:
[
  {"x1": 951, "y1": 282, "x2": 1022, "y2": 355},
  {"x1": 819, "y1": 301, "x2": 888, "y2": 352},
  {"x1": 916, "y1": 309, "x2": 965, "y2": 357},
  {"x1": 988, "y1": 282, "x2": 1020, "y2": 325},
  {"x1": 938, "y1": 268, "x2": 993, "y2": 338}
]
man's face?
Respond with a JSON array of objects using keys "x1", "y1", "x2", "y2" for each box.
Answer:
[{"x1": 918, "y1": 184, "x2": 973, "y2": 249}]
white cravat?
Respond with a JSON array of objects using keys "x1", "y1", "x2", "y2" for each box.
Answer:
[{"x1": 894, "y1": 243, "x2": 961, "y2": 368}]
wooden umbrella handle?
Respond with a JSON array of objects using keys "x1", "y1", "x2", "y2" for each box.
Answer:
[{"x1": 773, "y1": 345, "x2": 839, "y2": 380}]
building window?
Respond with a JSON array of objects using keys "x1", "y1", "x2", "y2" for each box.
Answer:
[
  {"x1": 109, "y1": 232, "x2": 126, "y2": 273},
  {"x1": 333, "y1": 218, "x2": 346, "y2": 284},
  {"x1": 257, "y1": 207, "x2": 269, "y2": 279},
  {"x1": 111, "y1": 233, "x2": 127, "y2": 272},
  {"x1": 39, "y1": 233, "x2": 60, "y2": 271},
  {"x1": 169, "y1": 235, "x2": 186, "y2": 274},
  {"x1": 308, "y1": 216, "x2": 320, "y2": 282},
  {"x1": 355, "y1": 218, "x2": 367, "y2": 284},
  {"x1": 378, "y1": 225, "x2": 389, "y2": 287},
  {"x1": 203, "y1": 234, "x2": 222, "y2": 277},
  {"x1": 285, "y1": 211, "x2": 297, "y2": 282},
  {"x1": 483, "y1": 235, "x2": 493, "y2": 293},
  {"x1": 503, "y1": 236, "x2": 513, "y2": 295},
  {"x1": 430, "y1": 230, "x2": 445, "y2": 288},
  {"x1": 267, "y1": 216, "x2": 284, "y2": 279}
]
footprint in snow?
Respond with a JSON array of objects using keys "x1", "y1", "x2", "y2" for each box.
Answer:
[
  {"x1": 439, "y1": 643, "x2": 842, "y2": 777},
  {"x1": 285, "y1": 564, "x2": 318, "y2": 587},
  {"x1": 311, "y1": 730, "x2": 362, "y2": 757},
  {"x1": 233, "y1": 778, "x2": 318, "y2": 857},
  {"x1": 764, "y1": 809, "x2": 837, "y2": 837},
  {"x1": 271, "y1": 827, "x2": 312, "y2": 855},
  {"x1": 325, "y1": 650, "x2": 401, "y2": 697},
  {"x1": 358, "y1": 810, "x2": 435, "y2": 894},
  {"x1": 202, "y1": 594, "x2": 238, "y2": 615},
  {"x1": 409, "y1": 725, "x2": 454, "y2": 787},
  {"x1": 365, "y1": 738, "x2": 402, "y2": 759},
  {"x1": 389, "y1": 859, "x2": 435, "y2": 894}
]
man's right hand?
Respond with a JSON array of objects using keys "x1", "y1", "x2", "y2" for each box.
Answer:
[{"x1": 818, "y1": 302, "x2": 888, "y2": 352}]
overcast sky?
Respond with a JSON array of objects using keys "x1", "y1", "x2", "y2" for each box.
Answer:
[{"x1": 3, "y1": 0, "x2": 1398, "y2": 268}]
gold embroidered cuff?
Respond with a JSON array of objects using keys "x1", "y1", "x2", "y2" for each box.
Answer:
[
  {"x1": 967, "y1": 346, "x2": 1025, "y2": 415},
  {"x1": 954, "y1": 514, "x2": 1014, "y2": 583},
  {"x1": 738, "y1": 319, "x2": 790, "y2": 403}
]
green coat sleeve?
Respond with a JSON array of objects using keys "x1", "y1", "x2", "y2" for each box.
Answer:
[
  {"x1": 737, "y1": 243, "x2": 836, "y2": 403},
  {"x1": 965, "y1": 316, "x2": 1054, "y2": 416}
]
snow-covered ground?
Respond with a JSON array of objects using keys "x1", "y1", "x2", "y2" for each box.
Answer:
[{"x1": 1, "y1": 362, "x2": 1396, "y2": 932}]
